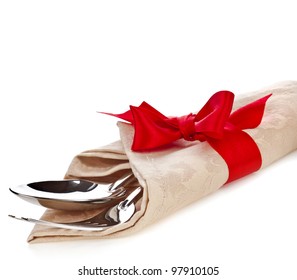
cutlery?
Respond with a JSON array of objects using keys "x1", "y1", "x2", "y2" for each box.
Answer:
[
  {"x1": 9, "y1": 172, "x2": 137, "y2": 211},
  {"x1": 9, "y1": 186, "x2": 143, "y2": 231}
]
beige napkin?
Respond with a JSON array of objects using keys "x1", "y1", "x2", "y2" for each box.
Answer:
[{"x1": 28, "y1": 81, "x2": 297, "y2": 243}]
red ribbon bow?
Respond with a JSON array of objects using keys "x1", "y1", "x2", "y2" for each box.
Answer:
[{"x1": 102, "y1": 91, "x2": 272, "y2": 183}]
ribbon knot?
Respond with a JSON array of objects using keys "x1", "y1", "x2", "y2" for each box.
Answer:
[
  {"x1": 101, "y1": 91, "x2": 272, "y2": 183},
  {"x1": 176, "y1": 114, "x2": 196, "y2": 141}
]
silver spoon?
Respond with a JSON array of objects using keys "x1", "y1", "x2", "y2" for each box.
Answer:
[
  {"x1": 9, "y1": 173, "x2": 137, "y2": 211},
  {"x1": 9, "y1": 186, "x2": 143, "y2": 231}
]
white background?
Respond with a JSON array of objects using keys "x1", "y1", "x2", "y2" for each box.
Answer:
[{"x1": 1, "y1": 1, "x2": 296, "y2": 279}]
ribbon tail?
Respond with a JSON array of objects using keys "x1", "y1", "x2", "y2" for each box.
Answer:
[
  {"x1": 99, "y1": 101, "x2": 169, "y2": 125},
  {"x1": 229, "y1": 94, "x2": 272, "y2": 129},
  {"x1": 99, "y1": 110, "x2": 134, "y2": 123}
]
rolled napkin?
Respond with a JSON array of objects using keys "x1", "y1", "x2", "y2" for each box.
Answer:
[{"x1": 28, "y1": 81, "x2": 297, "y2": 243}]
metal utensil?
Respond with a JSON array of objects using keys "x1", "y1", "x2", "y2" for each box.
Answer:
[
  {"x1": 9, "y1": 186, "x2": 143, "y2": 231},
  {"x1": 9, "y1": 173, "x2": 137, "y2": 211}
]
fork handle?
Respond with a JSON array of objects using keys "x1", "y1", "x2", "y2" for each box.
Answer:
[{"x1": 8, "y1": 214, "x2": 109, "y2": 231}]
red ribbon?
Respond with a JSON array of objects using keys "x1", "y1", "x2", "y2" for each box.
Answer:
[{"x1": 102, "y1": 91, "x2": 272, "y2": 183}]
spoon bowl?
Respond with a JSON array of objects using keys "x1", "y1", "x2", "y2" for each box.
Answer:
[{"x1": 9, "y1": 173, "x2": 137, "y2": 211}]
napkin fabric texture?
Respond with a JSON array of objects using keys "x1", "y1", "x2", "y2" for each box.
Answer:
[{"x1": 28, "y1": 81, "x2": 297, "y2": 243}]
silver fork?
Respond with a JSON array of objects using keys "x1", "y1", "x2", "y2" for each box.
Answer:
[{"x1": 9, "y1": 186, "x2": 143, "y2": 231}]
